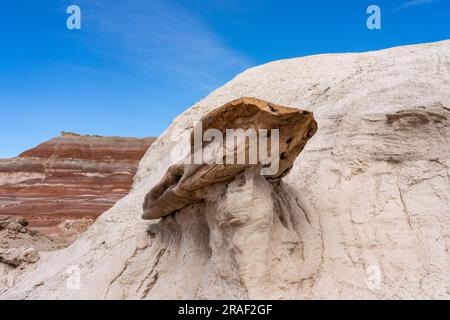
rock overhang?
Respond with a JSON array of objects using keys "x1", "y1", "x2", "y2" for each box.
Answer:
[{"x1": 142, "y1": 97, "x2": 317, "y2": 220}]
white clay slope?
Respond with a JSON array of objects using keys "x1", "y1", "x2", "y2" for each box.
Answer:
[{"x1": 1, "y1": 40, "x2": 449, "y2": 299}]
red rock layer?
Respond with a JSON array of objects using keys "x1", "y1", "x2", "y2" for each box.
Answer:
[{"x1": 0, "y1": 133, "x2": 155, "y2": 235}]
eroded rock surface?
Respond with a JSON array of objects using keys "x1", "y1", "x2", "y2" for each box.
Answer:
[{"x1": 1, "y1": 40, "x2": 449, "y2": 299}]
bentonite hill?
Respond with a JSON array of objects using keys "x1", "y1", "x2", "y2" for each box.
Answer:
[{"x1": 0, "y1": 40, "x2": 449, "y2": 299}]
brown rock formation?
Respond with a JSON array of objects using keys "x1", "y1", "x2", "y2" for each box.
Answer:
[
  {"x1": 143, "y1": 97, "x2": 317, "y2": 220},
  {"x1": 0, "y1": 133, "x2": 155, "y2": 238},
  {"x1": 0, "y1": 245, "x2": 40, "y2": 268}
]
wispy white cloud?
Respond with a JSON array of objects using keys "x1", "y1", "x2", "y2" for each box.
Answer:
[
  {"x1": 395, "y1": 0, "x2": 442, "y2": 10},
  {"x1": 77, "y1": 0, "x2": 252, "y2": 91}
]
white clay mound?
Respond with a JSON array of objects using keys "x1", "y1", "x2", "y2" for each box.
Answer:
[{"x1": 1, "y1": 40, "x2": 449, "y2": 299}]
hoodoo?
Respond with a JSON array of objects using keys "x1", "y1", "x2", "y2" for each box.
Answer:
[{"x1": 142, "y1": 97, "x2": 317, "y2": 220}]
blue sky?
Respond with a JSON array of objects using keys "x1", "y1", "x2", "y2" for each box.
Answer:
[{"x1": 0, "y1": 0, "x2": 449, "y2": 158}]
